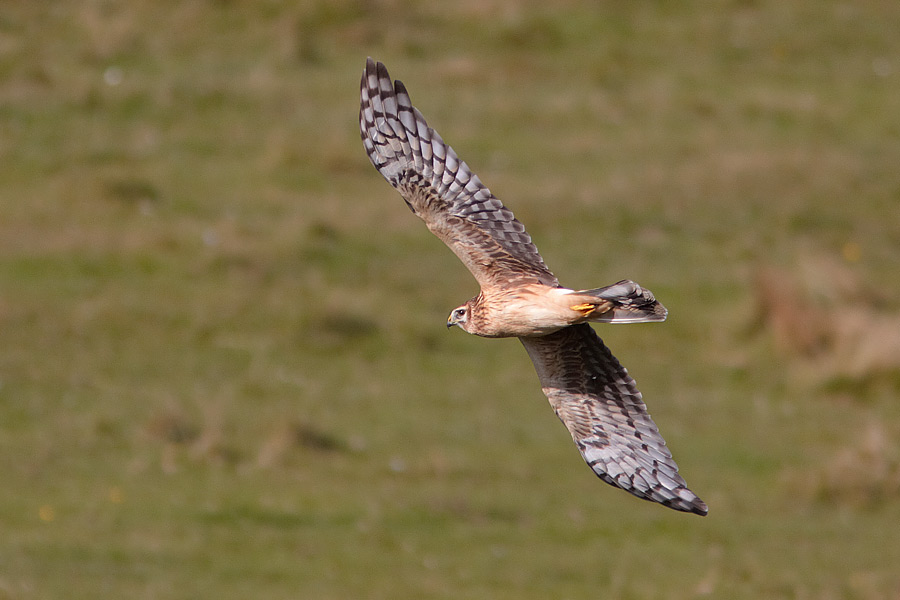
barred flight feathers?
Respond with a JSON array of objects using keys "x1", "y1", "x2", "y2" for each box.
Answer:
[
  {"x1": 360, "y1": 58, "x2": 558, "y2": 290},
  {"x1": 521, "y1": 324, "x2": 708, "y2": 515}
]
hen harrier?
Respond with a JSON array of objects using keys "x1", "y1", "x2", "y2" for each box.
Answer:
[{"x1": 360, "y1": 58, "x2": 707, "y2": 515}]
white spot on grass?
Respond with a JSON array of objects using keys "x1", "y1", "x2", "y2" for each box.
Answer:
[{"x1": 104, "y1": 66, "x2": 123, "y2": 86}]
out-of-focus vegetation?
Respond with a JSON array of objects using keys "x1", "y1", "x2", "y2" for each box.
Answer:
[{"x1": 2, "y1": 1, "x2": 899, "y2": 598}]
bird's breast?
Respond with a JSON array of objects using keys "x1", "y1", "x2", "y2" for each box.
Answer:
[{"x1": 471, "y1": 288, "x2": 574, "y2": 338}]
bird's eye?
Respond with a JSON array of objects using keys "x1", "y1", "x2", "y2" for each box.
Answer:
[{"x1": 454, "y1": 308, "x2": 466, "y2": 319}]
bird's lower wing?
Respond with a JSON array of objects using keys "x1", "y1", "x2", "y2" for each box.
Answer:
[
  {"x1": 520, "y1": 324, "x2": 707, "y2": 515},
  {"x1": 360, "y1": 58, "x2": 558, "y2": 291}
]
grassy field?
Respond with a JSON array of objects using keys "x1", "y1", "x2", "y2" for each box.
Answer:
[{"x1": 2, "y1": 1, "x2": 900, "y2": 598}]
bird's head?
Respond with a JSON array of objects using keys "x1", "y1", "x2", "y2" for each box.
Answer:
[{"x1": 447, "y1": 302, "x2": 470, "y2": 332}]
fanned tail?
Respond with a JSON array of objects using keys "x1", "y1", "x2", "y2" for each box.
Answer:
[{"x1": 574, "y1": 280, "x2": 667, "y2": 324}]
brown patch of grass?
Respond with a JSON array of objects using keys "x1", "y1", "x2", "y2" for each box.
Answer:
[
  {"x1": 788, "y1": 421, "x2": 900, "y2": 508},
  {"x1": 256, "y1": 421, "x2": 345, "y2": 468},
  {"x1": 751, "y1": 265, "x2": 832, "y2": 356},
  {"x1": 144, "y1": 410, "x2": 199, "y2": 445},
  {"x1": 750, "y1": 254, "x2": 900, "y2": 388},
  {"x1": 144, "y1": 408, "x2": 241, "y2": 472}
]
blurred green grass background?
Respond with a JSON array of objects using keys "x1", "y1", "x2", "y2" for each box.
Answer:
[{"x1": 2, "y1": 1, "x2": 900, "y2": 598}]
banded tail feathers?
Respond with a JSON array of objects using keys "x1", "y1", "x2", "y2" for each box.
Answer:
[{"x1": 569, "y1": 280, "x2": 667, "y2": 324}]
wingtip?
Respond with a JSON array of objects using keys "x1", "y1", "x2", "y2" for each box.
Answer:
[
  {"x1": 667, "y1": 490, "x2": 708, "y2": 516},
  {"x1": 362, "y1": 57, "x2": 385, "y2": 87},
  {"x1": 689, "y1": 498, "x2": 709, "y2": 516},
  {"x1": 361, "y1": 57, "x2": 375, "y2": 92},
  {"x1": 374, "y1": 59, "x2": 391, "y2": 84},
  {"x1": 363, "y1": 58, "x2": 396, "y2": 85}
]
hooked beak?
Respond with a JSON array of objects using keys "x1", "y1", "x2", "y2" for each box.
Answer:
[{"x1": 446, "y1": 319, "x2": 454, "y2": 329}]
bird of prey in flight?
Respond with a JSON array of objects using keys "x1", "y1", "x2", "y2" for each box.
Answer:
[{"x1": 359, "y1": 58, "x2": 706, "y2": 515}]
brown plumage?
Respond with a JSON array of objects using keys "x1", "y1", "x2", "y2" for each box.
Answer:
[{"x1": 360, "y1": 58, "x2": 706, "y2": 515}]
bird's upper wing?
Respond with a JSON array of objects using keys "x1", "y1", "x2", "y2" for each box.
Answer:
[
  {"x1": 520, "y1": 324, "x2": 707, "y2": 515},
  {"x1": 360, "y1": 58, "x2": 558, "y2": 291}
]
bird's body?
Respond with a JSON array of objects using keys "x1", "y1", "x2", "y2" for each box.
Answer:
[
  {"x1": 459, "y1": 284, "x2": 664, "y2": 338},
  {"x1": 360, "y1": 58, "x2": 707, "y2": 516}
]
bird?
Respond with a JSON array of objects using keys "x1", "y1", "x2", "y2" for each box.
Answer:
[{"x1": 359, "y1": 58, "x2": 707, "y2": 516}]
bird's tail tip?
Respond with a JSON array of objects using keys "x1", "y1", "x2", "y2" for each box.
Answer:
[{"x1": 577, "y1": 280, "x2": 667, "y2": 324}]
